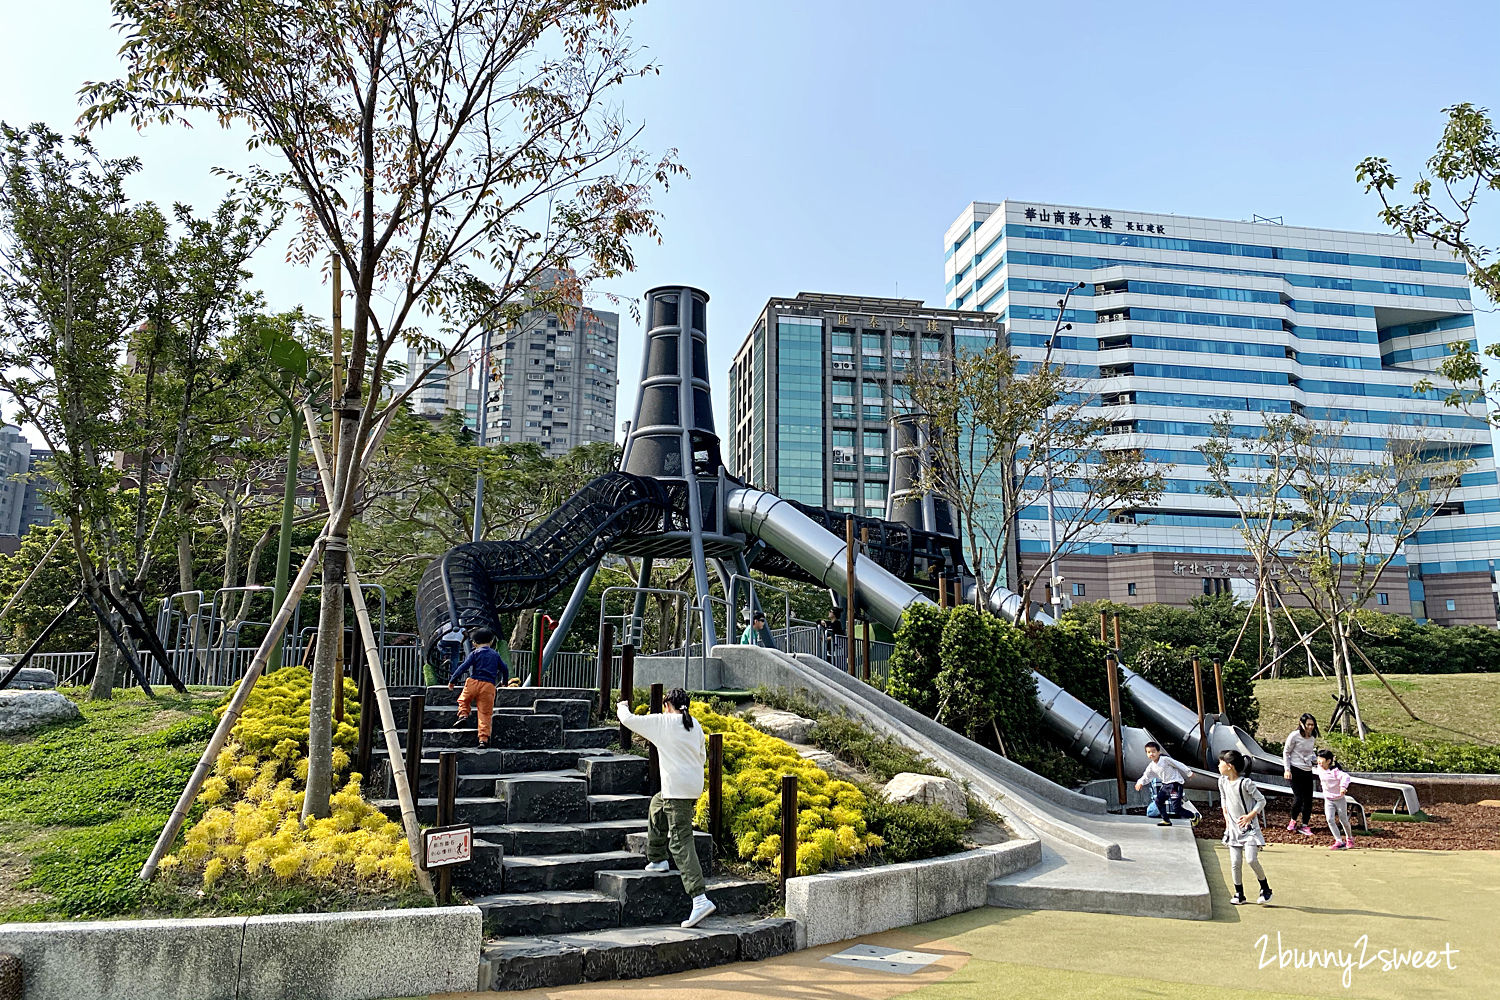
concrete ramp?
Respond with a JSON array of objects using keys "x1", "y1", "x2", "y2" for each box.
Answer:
[{"x1": 634, "y1": 644, "x2": 1211, "y2": 920}]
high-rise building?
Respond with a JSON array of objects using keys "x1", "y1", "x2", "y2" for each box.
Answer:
[
  {"x1": 488, "y1": 270, "x2": 620, "y2": 456},
  {"x1": 19, "y1": 447, "x2": 55, "y2": 535},
  {"x1": 400, "y1": 345, "x2": 483, "y2": 433},
  {"x1": 728, "y1": 293, "x2": 1001, "y2": 518},
  {"x1": 0, "y1": 425, "x2": 31, "y2": 537},
  {"x1": 944, "y1": 199, "x2": 1498, "y2": 625}
]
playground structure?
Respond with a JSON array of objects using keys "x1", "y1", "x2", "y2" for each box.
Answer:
[{"x1": 413, "y1": 283, "x2": 1419, "y2": 817}]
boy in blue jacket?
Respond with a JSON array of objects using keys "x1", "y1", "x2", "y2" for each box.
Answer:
[{"x1": 447, "y1": 627, "x2": 509, "y2": 747}]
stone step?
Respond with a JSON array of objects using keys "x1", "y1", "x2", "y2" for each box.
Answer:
[
  {"x1": 471, "y1": 820, "x2": 647, "y2": 857},
  {"x1": 594, "y1": 871, "x2": 771, "y2": 927},
  {"x1": 482, "y1": 915, "x2": 798, "y2": 991},
  {"x1": 533, "y1": 698, "x2": 596, "y2": 730},
  {"x1": 588, "y1": 794, "x2": 651, "y2": 822},
  {"x1": 579, "y1": 754, "x2": 649, "y2": 796},
  {"x1": 416, "y1": 714, "x2": 563, "y2": 750},
  {"x1": 564, "y1": 727, "x2": 617, "y2": 750},
  {"x1": 374, "y1": 796, "x2": 508, "y2": 825},
  {"x1": 390, "y1": 685, "x2": 591, "y2": 709},
  {"x1": 623, "y1": 830, "x2": 714, "y2": 871},
  {"x1": 496, "y1": 776, "x2": 589, "y2": 824},
  {"x1": 500, "y1": 851, "x2": 646, "y2": 893},
  {"x1": 370, "y1": 748, "x2": 615, "y2": 797},
  {"x1": 475, "y1": 889, "x2": 621, "y2": 937},
  {"x1": 413, "y1": 706, "x2": 534, "y2": 731},
  {"x1": 455, "y1": 838, "x2": 505, "y2": 897},
  {"x1": 441, "y1": 768, "x2": 583, "y2": 799}
]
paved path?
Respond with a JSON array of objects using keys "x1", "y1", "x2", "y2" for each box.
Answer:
[{"x1": 433, "y1": 842, "x2": 1498, "y2": 999}]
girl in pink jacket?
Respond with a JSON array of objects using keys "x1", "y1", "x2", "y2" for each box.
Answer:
[{"x1": 1315, "y1": 749, "x2": 1354, "y2": 849}]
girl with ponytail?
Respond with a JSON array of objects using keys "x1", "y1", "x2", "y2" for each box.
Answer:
[{"x1": 617, "y1": 687, "x2": 714, "y2": 927}]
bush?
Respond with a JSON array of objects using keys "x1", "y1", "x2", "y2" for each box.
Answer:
[
  {"x1": 686, "y1": 704, "x2": 882, "y2": 876},
  {"x1": 1324, "y1": 732, "x2": 1500, "y2": 774},
  {"x1": 1023, "y1": 620, "x2": 1113, "y2": 720},
  {"x1": 935, "y1": 607, "x2": 1037, "y2": 744},
  {"x1": 1007, "y1": 742, "x2": 1092, "y2": 788},
  {"x1": 861, "y1": 796, "x2": 969, "y2": 862},
  {"x1": 887, "y1": 601, "x2": 945, "y2": 716},
  {"x1": 164, "y1": 667, "x2": 415, "y2": 892}
]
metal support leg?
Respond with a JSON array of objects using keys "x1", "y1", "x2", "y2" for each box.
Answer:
[
  {"x1": 629, "y1": 557, "x2": 653, "y2": 648},
  {"x1": 540, "y1": 560, "x2": 600, "y2": 671}
]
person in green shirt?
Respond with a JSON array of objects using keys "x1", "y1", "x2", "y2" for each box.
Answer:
[{"x1": 739, "y1": 611, "x2": 775, "y2": 647}]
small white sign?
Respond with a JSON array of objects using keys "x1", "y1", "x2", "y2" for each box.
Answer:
[{"x1": 422, "y1": 824, "x2": 473, "y2": 869}]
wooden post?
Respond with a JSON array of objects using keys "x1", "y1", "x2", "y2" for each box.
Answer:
[
  {"x1": 405, "y1": 694, "x2": 426, "y2": 803},
  {"x1": 1106, "y1": 652, "x2": 1126, "y2": 806},
  {"x1": 844, "y1": 519, "x2": 857, "y2": 675},
  {"x1": 1192, "y1": 655, "x2": 1208, "y2": 766},
  {"x1": 861, "y1": 621, "x2": 872, "y2": 683},
  {"x1": 648, "y1": 682, "x2": 663, "y2": 794},
  {"x1": 937, "y1": 572, "x2": 948, "y2": 609},
  {"x1": 708, "y1": 732, "x2": 724, "y2": 873},
  {"x1": 355, "y1": 650, "x2": 374, "y2": 778},
  {"x1": 436, "y1": 750, "x2": 457, "y2": 905},
  {"x1": 779, "y1": 773, "x2": 798, "y2": 896},
  {"x1": 954, "y1": 579, "x2": 963, "y2": 609},
  {"x1": 596, "y1": 622, "x2": 615, "y2": 721},
  {"x1": 1112, "y1": 613, "x2": 1121, "y2": 653},
  {"x1": 1213, "y1": 658, "x2": 1226, "y2": 715},
  {"x1": 1099, "y1": 611, "x2": 1107, "y2": 644},
  {"x1": 617, "y1": 644, "x2": 636, "y2": 751}
]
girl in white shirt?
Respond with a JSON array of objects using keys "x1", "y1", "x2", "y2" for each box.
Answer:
[
  {"x1": 617, "y1": 688, "x2": 715, "y2": 928},
  {"x1": 1218, "y1": 749, "x2": 1273, "y2": 905}
]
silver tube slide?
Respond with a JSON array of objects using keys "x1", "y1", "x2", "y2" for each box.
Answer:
[{"x1": 728, "y1": 487, "x2": 1154, "y2": 778}]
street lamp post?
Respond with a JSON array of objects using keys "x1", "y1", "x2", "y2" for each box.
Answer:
[
  {"x1": 471, "y1": 325, "x2": 491, "y2": 543},
  {"x1": 1041, "y1": 281, "x2": 1086, "y2": 620}
]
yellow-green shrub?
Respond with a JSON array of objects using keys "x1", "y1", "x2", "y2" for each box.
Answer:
[
  {"x1": 162, "y1": 666, "x2": 413, "y2": 890},
  {"x1": 684, "y1": 705, "x2": 882, "y2": 876}
]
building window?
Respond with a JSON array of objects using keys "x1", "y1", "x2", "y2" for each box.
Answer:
[
  {"x1": 1072, "y1": 583, "x2": 1086, "y2": 597},
  {"x1": 1445, "y1": 599, "x2": 1457, "y2": 612},
  {"x1": 861, "y1": 332, "x2": 883, "y2": 353},
  {"x1": 1203, "y1": 577, "x2": 1229, "y2": 595},
  {"x1": 1377, "y1": 592, "x2": 1389, "y2": 606},
  {"x1": 1127, "y1": 583, "x2": 1137, "y2": 596}
]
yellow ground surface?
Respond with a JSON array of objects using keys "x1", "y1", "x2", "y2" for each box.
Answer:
[{"x1": 436, "y1": 841, "x2": 1499, "y2": 1000}]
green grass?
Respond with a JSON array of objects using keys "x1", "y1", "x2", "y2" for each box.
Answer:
[
  {"x1": 1254, "y1": 673, "x2": 1500, "y2": 746},
  {"x1": 0, "y1": 687, "x2": 221, "y2": 921}
]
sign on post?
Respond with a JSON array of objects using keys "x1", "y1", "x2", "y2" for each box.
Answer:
[{"x1": 422, "y1": 824, "x2": 473, "y2": 870}]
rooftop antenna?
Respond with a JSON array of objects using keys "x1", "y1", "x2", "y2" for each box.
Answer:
[{"x1": 1251, "y1": 214, "x2": 1284, "y2": 225}]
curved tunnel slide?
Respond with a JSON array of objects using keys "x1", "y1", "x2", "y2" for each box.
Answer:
[{"x1": 415, "y1": 472, "x2": 676, "y2": 662}]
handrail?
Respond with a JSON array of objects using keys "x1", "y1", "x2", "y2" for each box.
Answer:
[{"x1": 726, "y1": 573, "x2": 793, "y2": 650}]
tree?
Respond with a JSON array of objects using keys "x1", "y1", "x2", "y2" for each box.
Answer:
[
  {"x1": 1202, "y1": 415, "x2": 1471, "y2": 733},
  {"x1": 86, "y1": 0, "x2": 683, "y2": 816},
  {"x1": 0, "y1": 123, "x2": 274, "y2": 698},
  {"x1": 906, "y1": 339, "x2": 1167, "y2": 612}
]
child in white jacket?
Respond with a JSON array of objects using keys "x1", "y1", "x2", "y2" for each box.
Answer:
[
  {"x1": 1134, "y1": 741, "x2": 1198, "y2": 827},
  {"x1": 1218, "y1": 749, "x2": 1272, "y2": 905}
]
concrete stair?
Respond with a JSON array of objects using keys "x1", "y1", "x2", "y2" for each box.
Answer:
[{"x1": 373, "y1": 684, "x2": 783, "y2": 991}]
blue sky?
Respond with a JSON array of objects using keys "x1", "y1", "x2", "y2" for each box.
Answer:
[{"x1": 2, "y1": 0, "x2": 1497, "y2": 440}]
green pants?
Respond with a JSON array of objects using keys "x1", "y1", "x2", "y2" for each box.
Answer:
[{"x1": 646, "y1": 793, "x2": 705, "y2": 898}]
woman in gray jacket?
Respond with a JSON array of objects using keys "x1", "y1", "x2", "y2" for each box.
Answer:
[{"x1": 1282, "y1": 713, "x2": 1319, "y2": 835}]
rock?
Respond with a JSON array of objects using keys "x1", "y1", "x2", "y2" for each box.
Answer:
[
  {"x1": 0, "y1": 689, "x2": 81, "y2": 736},
  {"x1": 2, "y1": 665, "x2": 58, "y2": 690},
  {"x1": 799, "y1": 748, "x2": 863, "y2": 783},
  {"x1": 751, "y1": 709, "x2": 815, "y2": 744},
  {"x1": 882, "y1": 772, "x2": 968, "y2": 819}
]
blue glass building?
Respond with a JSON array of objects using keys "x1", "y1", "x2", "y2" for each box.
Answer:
[{"x1": 945, "y1": 200, "x2": 1498, "y2": 625}]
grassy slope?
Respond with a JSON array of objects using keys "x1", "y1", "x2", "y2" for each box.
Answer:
[
  {"x1": 0, "y1": 688, "x2": 220, "y2": 921},
  {"x1": 1254, "y1": 673, "x2": 1500, "y2": 746}
]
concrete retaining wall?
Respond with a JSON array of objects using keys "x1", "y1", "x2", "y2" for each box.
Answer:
[
  {"x1": 786, "y1": 840, "x2": 1041, "y2": 948},
  {"x1": 0, "y1": 906, "x2": 482, "y2": 1000}
]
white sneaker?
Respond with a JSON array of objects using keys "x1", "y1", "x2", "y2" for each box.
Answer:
[
  {"x1": 681, "y1": 894, "x2": 716, "y2": 928},
  {"x1": 644, "y1": 859, "x2": 670, "y2": 872}
]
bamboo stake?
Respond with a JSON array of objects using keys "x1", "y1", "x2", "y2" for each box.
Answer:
[
  {"x1": 139, "y1": 538, "x2": 326, "y2": 881},
  {"x1": 346, "y1": 551, "x2": 434, "y2": 895},
  {"x1": 1267, "y1": 584, "x2": 1329, "y2": 678},
  {"x1": 1249, "y1": 619, "x2": 1330, "y2": 681},
  {"x1": 1347, "y1": 636, "x2": 1421, "y2": 721},
  {"x1": 1, "y1": 530, "x2": 67, "y2": 620},
  {"x1": 1223, "y1": 578, "x2": 1262, "y2": 665},
  {"x1": 331, "y1": 261, "x2": 346, "y2": 724}
]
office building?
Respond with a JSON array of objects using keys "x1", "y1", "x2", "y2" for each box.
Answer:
[
  {"x1": 400, "y1": 345, "x2": 483, "y2": 434},
  {"x1": 944, "y1": 199, "x2": 1497, "y2": 624},
  {"x1": 728, "y1": 293, "x2": 1001, "y2": 518},
  {"x1": 489, "y1": 270, "x2": 620, "y2": 456}
]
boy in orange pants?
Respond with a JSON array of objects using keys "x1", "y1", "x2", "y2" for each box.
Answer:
[{"x1": 447, "y1": 627, "x2": 509, "y2": 747}]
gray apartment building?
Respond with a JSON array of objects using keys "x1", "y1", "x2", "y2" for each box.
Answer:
[
  {"x1": 0, "y1": 425, "x2": 56, "y2": 549},
  {"x1": 728, "y1": 293, "x2": 1001, "y2": 518},
  {"x1": 400, "y1": 345, "x2": 483, "y2": 434},
  {"x1": 489, "y1": 270, "x2": 620, "y2": 456}
]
